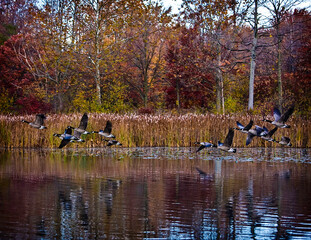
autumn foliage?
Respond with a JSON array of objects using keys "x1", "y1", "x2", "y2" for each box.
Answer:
[
  {"x1": 165, "y1": 27, "x2": 214, "y2": 110},
  {"x1": 0, "y1": 0, "x2": 310, "y2": 115},
  {"x1": 0, "y1": 35, "x2": 51, "y2": 113}
]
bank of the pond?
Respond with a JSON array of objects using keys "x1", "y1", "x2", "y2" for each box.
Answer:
[{"x1": 0, "y1": 113, "x2": 309, "y2": 148}]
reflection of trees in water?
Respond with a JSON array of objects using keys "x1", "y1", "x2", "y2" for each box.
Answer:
[
  {"x1": 1, "y1": 149, "x2": 311, "y2": 239},
  {"x1": 103, "y1": 179, "x2": 122, "y2": 217},
  {"x1": 53, "y1": 178, "x2": 123, "y2": 239},
  {"x1": 36, "y1": 218, "x2": 46, "y2": 237}
]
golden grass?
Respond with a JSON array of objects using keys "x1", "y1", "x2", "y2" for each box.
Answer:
[{"x1": 0, "y1": 113, "x2": 309, "y2": 148}]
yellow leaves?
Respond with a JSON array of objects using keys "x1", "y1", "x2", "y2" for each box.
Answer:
[
  {"x1": 0, "y1": 88, "x2": 14, "y2": 114},
  {"x1": 219, "y1": 60, "x2": 230, "y2": 67}
]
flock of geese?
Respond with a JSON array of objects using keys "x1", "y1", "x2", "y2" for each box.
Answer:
[
  {"x1": 194, "y1": 105, "x2": 294, "y2": 153},
  {"x1": 21, "y1": 106, "x2": 294, "y2": 151},
  {"x1": 22, "y1": 113, "x2": 121, "y2": 149}
]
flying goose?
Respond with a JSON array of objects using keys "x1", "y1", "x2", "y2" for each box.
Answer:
[
  {"x1": 217, "y1": 128, "x2": 236, "y2": 153},
  {"x1": 276, "y1": 136, "x2": 292, "y2": 146},
  {"x1": 105, "y1": 139, "x2": 122, "y2": 147},
  {"x1": 72, "y1": 126, "x2": 87, "y2": 143},
  {"x1": 53, "y1": 126, "x2": 74, "y2": 140},
  {"x1": 21, "y1": 114, "x2": 47, "y2": 129},
  {"x1": 259, "y1": 126, "x2": 278, "y2": 142},
  {"x1": 194, "y1": 142, "x2": 215, "y2": 152},
  {"x1": 53, "y1": 126, "x2": 79, "y2": 148},
  {"x1": 70, "y1": 113, "x2": 90, "y2": 136},
  {"x1": 92, "y1": 120, "x2": 115, "y2": 138},
  {"x1": 246, "y1": 126, "x2": 264, "y2": 146},
  {"x1": 262, "y1": 106, "x2": 294, "y2": 128},
  {"x1": 233, "y1": 119, "x2": 253, "y2": 133}
]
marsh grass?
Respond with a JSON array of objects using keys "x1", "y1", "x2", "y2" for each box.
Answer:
[{"x1": 0, "y1": 113, "x2": 309, "y2": 148}]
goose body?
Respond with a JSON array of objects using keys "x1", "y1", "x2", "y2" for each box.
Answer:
[
  {"x1": 263, "y1": 106, "x2": 294, "y2": 128},
  {"x1": 246, "y1": 126, "x2": 264, "y2": 146},
  {"x1": 233, "y1": 120, "x2": 253, "y2": 133},
  {"x1": 73, "y1": 127, "x2": 87, "y2": 142},
  {"x1": 105, "y1": 139, "x2": 122, "y2": 147},
  {"x1": 53, "y1": 126, "x2": 73, "y2": 140},
  {"x1": 92, "y1": 120, "x2": 115, "y2": 138},
  {"x1": 217, "y1": 128, "x2": 236, "y2": 153},
  {"x1": 260, "y1": 126, "x2": 278, "y2": 142},
  {"x1": 68, "y1": 113, "x2": 90, "y2": 142},
  {"x1": 54, "y1": 126, "x2": 79, "y2": 148},
  {"x1": 276, "y1": 136, "x2": 292, "y2": 146},
  {"x1": 21, "y1": 114, "x2": 47, "y2": 129},
  {"x1": 72, "y1": 113, "x2": 90, "y2": 135},
  {"x1": 195, "y1": 142, "x2": 215, "y2": 152}
]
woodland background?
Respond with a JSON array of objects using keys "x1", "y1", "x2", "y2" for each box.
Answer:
[{"x1": 0, "y1": 0, "x2": 310, "y2": 116}]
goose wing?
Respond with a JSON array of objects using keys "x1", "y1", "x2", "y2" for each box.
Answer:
[
  {"x1": 244, "y1": 120, "x2": 254, "y2": 131},
  {"x1": 268, "y1": 127, "x2": 278, "y2": 137},
  {"x1": 281, "y1": 136, "x2": 291, "y2": 143},
  {"x1": 280, "y1": 106, "x2": 294, "y2": 123},
  {"x1": 273, "y1": 107, "x2": 282, "y2": 122},
  {"x1": 35, "y1": 114, "x2": 46, "y2": 125},
  {"x1": 236, "y1": 121, "x2": 245, "y2": 130},
  {"x1": 58, "y1": 138, "x2": 71, "y2": 148},
  {"x1": 78, "y1": 113, "x2": 88, "y2": 130},
  {"x1": 260, "y1": 126, "x2": 269, "y2": 136},
  {"x1": 223, "y1": 128, "x2": 234, "y2": 147},
  {"x1": 103, "y1": 120, "x2": 112, "y2": 134},
  {"x1": 64, "y1": 127, "x2": 72, "y2": 135},
  {"x1": 255, "y1": 125, "x2": 264, "y2": 135},
  {"x1": 196, "y1": 145, "x2": 206, "y2": 152},
  {"x1": 246, "y1": 132, "x2": 256, "y2": 146}
]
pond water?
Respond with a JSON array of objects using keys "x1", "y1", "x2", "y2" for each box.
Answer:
[{"x1": 0, "y1": 147, "x2": 310, "y2": 239}]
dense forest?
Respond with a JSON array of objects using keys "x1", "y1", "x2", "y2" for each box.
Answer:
[{"x1": 0, "y1": 0, "x2": 310, "y2": 115}]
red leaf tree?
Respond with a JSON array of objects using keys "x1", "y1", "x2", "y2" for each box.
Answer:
[
  {"x1": 165, "y1": 27, "x2": 214, "y2": 111},
  {"x1": 0, "y1": 35, "x2": 50, "y2": 114}
]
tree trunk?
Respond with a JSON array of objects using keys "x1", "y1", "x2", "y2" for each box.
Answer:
[
  {"x1": 95, "y1": 59, "x2": 102, "y2": 106},
  {"x1": 248, "y1": 0, "x2": 258, "y2": 111},
  {"x1": 143, "y1": 73, "x2": 148, "y2": 108},
  {"x1": 94, "y1": 2, "x2": 102, "y2": 107},
  {"x1": 176, "y1": 80, "x2": 180, "y2": 113},
  {"x1": 57, "y1": 92, "x2": 63, "y2": 113},
  {"x1": 248, "y1": 38, "x2": 257, "y2": 111},
  {"x1": 216, "y1": 40, "x2": 224, "y2": 114},
  {"x1": 221, "y1": 76, "x2": 225, "y2": 114},
  {"x1": 216, "y1": 73, "x2": 225, "y2": 114},
  {"x1": 277, "y1": 24, "x2": 283, "y2": 111}
]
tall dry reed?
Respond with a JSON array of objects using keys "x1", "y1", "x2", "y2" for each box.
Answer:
[{"x1": 0, "y1": 113, "x2": 309, "y2": 148}]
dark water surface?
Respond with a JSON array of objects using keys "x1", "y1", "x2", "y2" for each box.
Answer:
[{"x1": 0, "y1": 148, "x2": 310, "y2": 239}]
